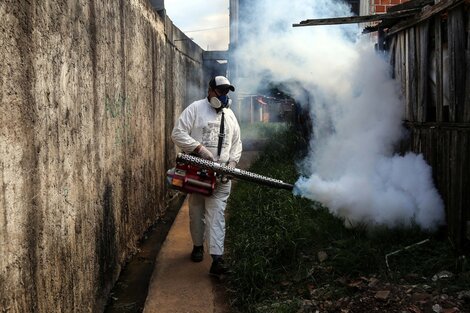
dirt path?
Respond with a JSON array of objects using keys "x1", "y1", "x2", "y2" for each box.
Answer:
[{"x1": 142, "y1": 197, "x2": 229, "y2": 313}]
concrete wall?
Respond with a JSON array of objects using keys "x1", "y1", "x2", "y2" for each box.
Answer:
[{"x1": 0, "y1": 1, "x2": 205, "y2": 312}]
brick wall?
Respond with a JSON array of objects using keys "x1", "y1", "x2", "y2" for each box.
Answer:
[{"x1": 370, "y1": 0, "x2": 410, "y2": 13}]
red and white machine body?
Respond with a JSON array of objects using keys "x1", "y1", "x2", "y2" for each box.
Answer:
[{"x1": 166, "y1": 161, "x2": 217, "y2": 196}]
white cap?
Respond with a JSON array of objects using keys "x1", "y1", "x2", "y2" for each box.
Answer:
[{"x1": 209, "y1": 76, "x2": 235, "y2": 91}]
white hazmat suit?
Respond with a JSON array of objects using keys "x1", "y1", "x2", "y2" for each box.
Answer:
[{"x1": 171, "y1": 98, "x2": 242, "y2": 256}]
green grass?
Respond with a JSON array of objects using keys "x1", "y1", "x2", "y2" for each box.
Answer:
[
  {"x1": 240, "y1": 122, "x2": 289, "y2": 142},
  {"x1": 225, "y1": 125, "x2": 470, "y2": 313}
]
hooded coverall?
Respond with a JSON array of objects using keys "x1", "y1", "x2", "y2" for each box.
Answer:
[{"x1": 171, "y1": 98, "x2": 242, "y2": 256}]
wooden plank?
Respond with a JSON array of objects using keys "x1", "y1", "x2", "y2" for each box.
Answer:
[
  {"x1": 444, "y1": 131, "x2": 452, "y2": 244},
  {"x1": 292, "y1": 9, "x2": 420, "y2": 27},
  {"x1": 437, "y1": 131, "x2": 445, "y2": 223},
  {"x1": 465, "y1": 9, "x2": 470, "y2": 122},
  {"x1": 455, "y1": 132, "x2": 465, "y2": 248},
  {"x1": 450, "y1": 131, "x2": 462, "y2": 249},
  {"x1": 372, "y1": 1, "x2": 434, "y2": 31},
  {"x1": 408, "y1": 28, "x2": 418, "y2": 121},
  {"x1": 400, "y1": 33, "x2": 407, "y2": 106},
  {"x1": 403, "y1": 120, "x2": 470, "y2": 130},
  {"x1": 389, "y1": 36, "x2": 397, "y2": 79},
  {"x1": 395, "y1": 35, "x2": 401, "y2": 82},
  {"x1": 442, "y1": 131, "x2": 448, "y2": 228},
  {"x1": 463, "y1": 133, "x2": 470, "y2": 242},
  {"x1": 417, "y1": 20, "x2": 429, "y2": 122},
  {"x1": 387, "y1": 0, "x2": 465, "y2": 37},
  {"x1": 378, "y1": 27, "x2": 385, "y2": 51},
  {"x1": 405, "y1": 31, "x2": 411, "y2": 120},
  {"x1": 447, "y1": 7, "x2": 466, "y2": 122},
  {"x1": 430, "y1": 129, "x2": 437, "y2": 180},
  {"x1": 435, "y1": 15, "x2": 444, "y2": 122},
  {"x1": 416, "y1": 26, "x2": 421, "y2": 121},
  {"x1": 387, "y1": 0, "x2": 434, "y2": 13},
  {"x1": 420, "y1": 127, "x2": 425, "y2": 154}
]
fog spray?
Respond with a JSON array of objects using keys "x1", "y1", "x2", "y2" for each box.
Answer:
[{"x1": 233, "y1": 0, "x2": 445, "y2": 230}]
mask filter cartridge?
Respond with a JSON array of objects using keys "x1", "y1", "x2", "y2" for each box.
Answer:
[{"x1": 210, "y1": 95, "x2": 231, "y2": 109}]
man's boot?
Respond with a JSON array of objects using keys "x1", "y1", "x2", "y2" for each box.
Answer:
[{"x1": 190, "y1": 245, "x2": 204, "y2": 262}]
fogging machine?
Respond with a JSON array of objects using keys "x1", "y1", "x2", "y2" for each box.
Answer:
[{"x1": 166, "y1": 153, "x2": 294, "y2": 196}]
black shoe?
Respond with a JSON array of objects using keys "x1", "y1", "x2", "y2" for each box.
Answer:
[
  {"x1": 209, "y1": 258, "x2": 228, "y2": 278},
  {"x1": 190, "y1": 245, "x2": 204, "y2": 262}
]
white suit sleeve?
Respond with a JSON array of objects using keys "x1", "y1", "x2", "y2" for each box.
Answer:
[
  {"x1": 229, "y1": 116, "x2": 242, "y2": 164},
  {"x1": 171, "y1": 104, "x2": 200, "y2": 153}
]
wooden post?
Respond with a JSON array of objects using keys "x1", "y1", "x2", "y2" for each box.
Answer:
[
  {"x1": 404, "y1": 32, "x2": 411, "y2": 120},
  {"x1": 465, "y1": 9, "x2": 470, "y2": 122},
  {"x1": 378, "y1": 27, "x2": 385, "y2": 51},
  {"x1": 417, "y1": 20, "x2": 429, "y2": 122},
  {"x1": 399, "y1": 33, "x2": 406, "y2": 114},
  {"x1": 434, "y1": 15, "x2": 444, "y2": 122},
  {"x1": 407, "y1": 28, "x2": 418, "y2": 121},
  {"x1": 447, "y1": 7, "x2": 466, "y2": 122},
  {"x1": 389, "y1": 36, "x2": 397, "y2": 79}
]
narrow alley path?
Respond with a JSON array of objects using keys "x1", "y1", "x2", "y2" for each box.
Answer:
[
  {"x1": 142, "y1": 197, "x2": 229, "y2": 313},
  {"x1": 142, "y1": 150, "x2": 260, "y2": 313}
]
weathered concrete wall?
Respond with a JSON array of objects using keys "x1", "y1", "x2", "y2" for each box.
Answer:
[{"x1": 0, "y1": 1, "x2": 205, "y2": 312}]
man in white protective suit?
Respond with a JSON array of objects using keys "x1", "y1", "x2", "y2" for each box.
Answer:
[{"x1": 171, "y1": 75, "x2": 242, "y2": 277}]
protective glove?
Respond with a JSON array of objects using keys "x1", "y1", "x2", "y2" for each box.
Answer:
[
  {"x1": 194, "y1": 144, "x2": 214, "y2": 161},
  {"x1": 227, "y1": 161, "x2": 237, "y2": 168}
]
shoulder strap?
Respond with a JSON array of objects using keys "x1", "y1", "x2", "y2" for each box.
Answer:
[{"x1": 217, "y1": 110, "x2": 225, "y2": 157}]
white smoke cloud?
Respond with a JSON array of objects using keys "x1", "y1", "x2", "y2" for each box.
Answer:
[{"x1": 234, "y1": 0, "x2": 445, "y2": 230}]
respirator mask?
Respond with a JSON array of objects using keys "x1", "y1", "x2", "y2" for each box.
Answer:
[
  {"x1": 208, "y1": 76, "x2": 235, "y2": 109},
  {"x1": 210, "y1": 94, "x2": 232, "y2": 109}
]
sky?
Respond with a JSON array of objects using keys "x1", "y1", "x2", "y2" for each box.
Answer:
[{"x1": 165, "y1": 0, "x2": 230, "y2": 51}]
